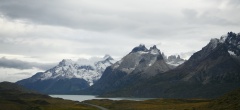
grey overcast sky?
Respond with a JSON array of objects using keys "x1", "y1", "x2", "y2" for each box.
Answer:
[{"x1": 0, "y1": 0, "x2": 240, "y2": 82}]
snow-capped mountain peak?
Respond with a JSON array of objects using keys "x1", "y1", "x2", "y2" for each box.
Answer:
[{"x1": 30, "y1": 55, "x2": 115, "y2": 86}]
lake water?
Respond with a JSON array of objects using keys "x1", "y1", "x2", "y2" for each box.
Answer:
[{"x1": 50, "y1": 95, "x2": 152, "y2": 102}]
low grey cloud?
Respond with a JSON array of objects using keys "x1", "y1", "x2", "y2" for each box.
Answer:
[
  {"x1": 0, "y1": 0, "x2": 239, "y2": 61},
  {"x1": 0, "y1": 57, "x2": 56, "y2": 70},
  {"x1": 0, "y1": 0, "x2": 136, "y2": 32},
  {"x1": 15, "y1": 72, "x2": 32, "y2": 75},
  {"x1": 0, "y1": 0, "x2": 238, "y2": 36}
]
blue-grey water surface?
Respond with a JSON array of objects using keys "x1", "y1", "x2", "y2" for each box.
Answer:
[{"x1": 50, "y1": 95, "x2": 152, "y2": 102}]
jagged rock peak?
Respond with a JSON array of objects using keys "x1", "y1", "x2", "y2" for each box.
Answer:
[
  {"x1": 131, "y1": 44, "x2": 148, "y2": 53},
  {"x1": 131, "y1": 44, "x2": 161, "y2": 54}
]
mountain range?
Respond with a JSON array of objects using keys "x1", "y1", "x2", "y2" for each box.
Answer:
[
  {"x1": 17, "y1": 55, "x2": 115, "y2": 94},
  {"x1": 16, "y1": 32, "x2": 240, "y2": 99},
  {"x1": 95, "y1": 32, "x2": 240, "y2": 98}
]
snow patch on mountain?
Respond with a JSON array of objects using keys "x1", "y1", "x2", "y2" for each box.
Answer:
[{"x1": 228, "y1": 50, "x2": 236, "y2": 56}]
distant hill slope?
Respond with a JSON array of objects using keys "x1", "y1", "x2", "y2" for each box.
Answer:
[{"x1": 0, "y1": 82, "x2": 97, "y2": 110}]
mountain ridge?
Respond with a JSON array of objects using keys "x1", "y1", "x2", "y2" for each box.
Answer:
[{"x1": 17, "y1": 55, "x2": 116, "y2": 94}]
